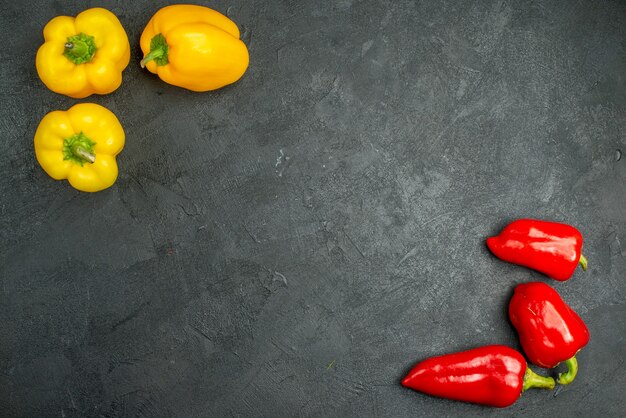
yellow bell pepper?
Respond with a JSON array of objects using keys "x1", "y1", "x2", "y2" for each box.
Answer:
[
  {"x1": 139, "y1": 4, "x2": 249, "y2": 92},
  {"x1": 36, "y1": 8, "x2": 130, "y2": 98},
  {"x1": 34, "y1": 103, "x2": 125, "y2": 193}
]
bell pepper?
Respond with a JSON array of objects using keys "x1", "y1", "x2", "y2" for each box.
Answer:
[
  {"x1": 402, "y1": 345, "x2": 555, "y2": 407},
  {"x1": 487, "y1": 219, "x2": 587, "y2": 281},
  {"x1": 509, "y1": 282, "x2": 590, "y2": 385},
  {"x1": 35, "y1": 7, "x2": 130, "y2": 98},
  {"x1": 139, "y1": 4, "x2": 249, "y2": 92},
  {"x1": 34, "y1": 103, "x2": 125, "y2": 192}
]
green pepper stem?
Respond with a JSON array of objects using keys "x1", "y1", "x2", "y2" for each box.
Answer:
[
  {"x1": 557, "y1": 356, "x2": 579, "y2": 385},
  {"x1": 73, "y1": 146, "x2": 96, "y2": 163},
  {"x1": 140, "y1": 33, "x2": 169, "y2": 68},
  {"x1": 140, "y1": 48, "x2": 164, "y2": 68},
  {"x1": 522, "y1": 365, "x2": 555, "y2": 392},
  {"x1": 63, "y1": 132, "x2": 96, "y2": 166},
  {"x1": 65, "y1": 41, "x2": 88, "y2": 57},
  {"x1": 63, "y1": 33, "x2": 96, "y2": 64},
  {"x1": 579, "y1": 254, "x2": 588, "y2": 271}
]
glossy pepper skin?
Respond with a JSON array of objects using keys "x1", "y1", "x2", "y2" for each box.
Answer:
[
  {"x1": 487, "y1": 219, "x2": 587, "y2": 281},
  {"x1": 139, "y1": 4, "x2": 249, "y2": 92},
  {"x1": 36, "y1": 8, "x2": 130, "y2": 98},
  {"x1": 34, "y1": 103, "x2": 125, "y2": 192},
  {"x1": 509, "y1": 282, "x2": 590, "y2": 385},
  {"x1": 402, "y1": 345, "x2": 554, "y2": 407}
]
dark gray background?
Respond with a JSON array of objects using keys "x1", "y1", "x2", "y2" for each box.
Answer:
[{"x1": 1, "y1": 0, "x2": 625, "y2": 416}]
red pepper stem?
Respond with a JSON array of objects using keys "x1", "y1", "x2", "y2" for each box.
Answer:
[
  {"x1": 557, "y1": 356, "x2": 579, "y2": 385},
  {"x1": 522, "y1": 365, "x2": 555, "y2": 391},
  {"x1": 579, "y1": 254, "x2": 588, "y2": 271}
]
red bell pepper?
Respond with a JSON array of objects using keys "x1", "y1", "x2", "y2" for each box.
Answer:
[
  {"x1": 401, "y1": 345, "x2": 554, "y2": 407},
  {"x1": 486, "y1": 219, "x2": 587, "y2": 281},
  {"x1": 509, "y1": 282, "x2": 590, "y2": 384}
]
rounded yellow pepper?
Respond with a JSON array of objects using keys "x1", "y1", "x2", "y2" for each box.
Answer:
[
  {"x1": 36, "y1": 8, "x2": 130, "y2": 98},
  {"x1": 34, "y1": 103, "x2": 125, "y2": 193},
  {"x1": 139, "y1": 4, "x2": 249, "y2": 92}
]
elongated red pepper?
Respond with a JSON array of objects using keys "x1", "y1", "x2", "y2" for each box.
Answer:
[
  {"x1": 401, "y1": 345, "x2": 554, "y2": 407},
  {"x1": 509, "y1": 282, "x2": 590, "y2": 385},
  {"x1": 486, "y1": 219, "x2": 587, "y2": 281}
]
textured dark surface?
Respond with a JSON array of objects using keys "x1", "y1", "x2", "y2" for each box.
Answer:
[{"x1": 1, "y1": 0, "x2": 625, "y2": 416}]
